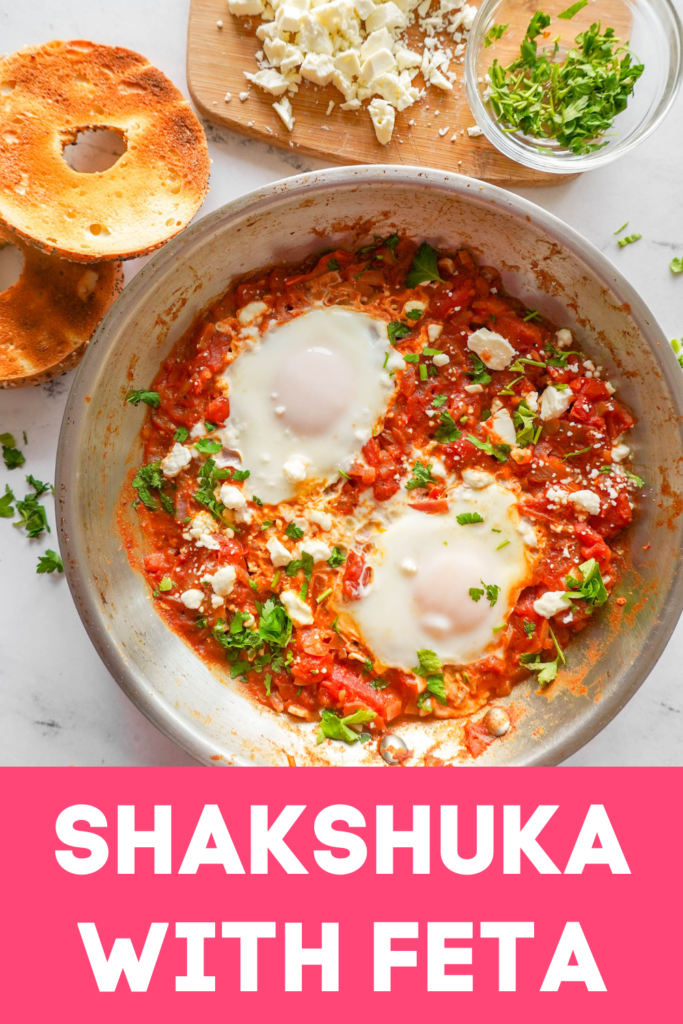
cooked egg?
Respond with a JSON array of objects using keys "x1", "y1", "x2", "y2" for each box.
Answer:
[
  {"x1": 218, "y1": 307, "x2": 395, "y2": 503},
  {"x1": 339, "y1": 480, "x2": 537, "y2": 670}
]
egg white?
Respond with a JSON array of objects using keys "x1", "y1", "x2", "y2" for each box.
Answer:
[
  {"x1": 217, "y1": 307, "x2": 397, "y2": 504},
  {"x1": 338, "y1": 480, "x2": 538, "y2": 670}
]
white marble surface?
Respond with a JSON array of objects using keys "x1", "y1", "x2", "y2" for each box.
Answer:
[{"x1": 0, "y1": 0, "x2": 681, "y2": 766}]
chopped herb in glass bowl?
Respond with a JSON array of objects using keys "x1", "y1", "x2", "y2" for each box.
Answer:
[{"x1": 465, "y1": 0, "x2": 682, "y2": 172}]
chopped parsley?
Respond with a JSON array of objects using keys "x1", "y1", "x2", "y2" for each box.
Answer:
[
  {"x1": 132, "y1": 460, "x2": 175, "y2": 514},
  {"x1": 618, "y1": 233, "x2": 642, "y2": 248},
  {"x1": 520, "y1": 653, "x2": 559, "y2": 686},
  {"x1": 403, "y1": 353, "x2": 420, "y2": 363},
  {"x1": 466, "y1": 353, "x2": 492, "y2": 386},
  {"x1": 487, "y1": 14, "x2": 644, "y2": 156},
  {"x1": 317, "y1": 707, "x2": 377, "y2": 744},
  {"x1": 285, "y1": 550, "x2": 314, "y2": 581},
  {"x1": 194, "y1": 437, "x2": 223, "y2": 455},
  {"x1": 457, "y1": 511, "x2": 484, "y2": 525},
  {"x1": 562, "y1": 446, "x2": 592, "y2": 460},
  {"x1": 432, "y1": 394, "x2": 448, "y2": 408},
  {"x1": 193, "y1": 457, "x2": 231, "y2": 520},
  {"x1": 565, "y1": 557, "x2": 608, "y2": 608},
  {"x1": 159, "y1": 577, "x2": 174, "y2": 592},
  {"x1": 405, "y1": 460, "x2": 437, "y2": 490},
  {"x1": 485, "y1": 22, "x2": 508, "y2": 46},
  {"x1": 470, "y1": 580, "x2": 499, "y2": 605},
  {"x1": 624, "y1": 470, "x2": 645, "y2": 488},
  {"x1": 614, "y1": 222, "x2": 629, "y2": 235},
  {"x1": 204, "y1": 420, "x2": 217, "y2": 432},
  {"x1": 26, "y1": 475, "x2": 52, "y2": 497},
  {"x1": 317, "y1": 587, "x2": 333, "y2": 603},
  {"x1": 328, "y1": 546, "x2": 346, "y2": 568},
  {"x1": 387, "y1": 321, "x2": 412, "y2": 345},
  {"x1": 469, "y1": 586, "x2": 485, "y2": 602},
  {"x1": 285, "y1": 521, "x2": 305, "y2": 540},
  {"x1": 0, "y1": 433, "x2": 25, "y2": 470},
  {"x1": 173, "y1": 426, "x2": 190, "y2": 443},
  {"x1": 670, "y1": 257, "x2": 683, "y2": 275},
  {"x1": 413, "y1": 648, "x2": 448, "y2": 706},
  {"x1": 466, "y1": 434, "x2": 511, "y2": 462},
  {"x1": 406, "y1": 308, "x2": 423, "y2": 321},
  {"x1": 497, "y1": 539, "x2": 510, "y2": 550},
  {"x1": 558, "y1": 0, "x2": 587, "y2": 17},
  {"x1": 327, "y1": 258, "x2": 340, "y2": 271},
  {"x1": 523, "y1": 309, "x2": 542, "y2": 322},
  {"x1": 0, "y1": 485, "x2": 14, "y2": 518},
  {"x1": 126, "y1": 389, "x2": 160, "y2": 408},
  {"x1": 523, "y1": 619, "x2": 536, "y2": 636},
  {"x1": 36, "y1": 549, "x2": 63, "y2": 574},
  {"x1": 405, "y1": 242, "x2": 443, "y2": 289},
  {"x1": 14, "y1": 490, "x2": 50, "y2": 538},
  {"x1": 434, "y1": 409, "x2": 462, "y2": 443}
]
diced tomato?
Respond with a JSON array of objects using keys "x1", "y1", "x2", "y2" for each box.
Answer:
[
  {"x1": 430, "y1": 280, "x2": 475, "y2": 319},
  {"x1": 373, "y1": 462, "x2": 400, "y2": 502},
  {"x1": 144, "y1": 552, "x2": 169, "y2": 574},
  {"x1": 570, "y1": 377, "x2": 612, "y2": 401},
  {"x1": 205, "y1": 396, "x2": 230, "y2": 424},
  {"x1": 291, "y1": 653, "x2": 333, "y2": 685},
  {"x1": 574, "y1": 523, "x2": 611, "y2": 565},
  {"x1": 408, "y1": 498, "x2": 450, "y2": 515},
  {"x1": 342, "y1": 550, "x2": 371, "y2": 599},
  {"x1": 603, "y1": 401, "x2": 634, "y2": 441},
  {"x1": 348, "y1": 462, "x2": 376, "y2": 487},
  {"x1": 322, "y1": 662, "x2": 401, "y2": 719}
]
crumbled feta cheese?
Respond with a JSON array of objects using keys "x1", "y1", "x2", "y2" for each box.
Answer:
[
  {"x1": 180, "y1": 589, "x2": 204, "y2": 610},
  {"x1": 195, "y1": 533, "x2": 221, "y2": 551},
  {"x1": 404, "y1": 299, "x2": 426, "y2": 316},
  {"x1": 245, "y1": 68, "x2": 290, "y2": 95},
  {"x1": 433, "y1": 352, "x2": 450, "y2": 367},
  {"x1": 533, "y1": 590, "x2": 573, "y2": 618},
  {"x1": 368, "y1": 97, "x2": 395, "y2": 144},
  {"x1": 306, "y1": 508, "x2": 333, "y2": 531},
  {"x1": 540, "y1": 385, "x2": 573, "y2": 421},
  {"x1": 281, "y1": 589, "x2": 314, "y2": 626},
  {"x1": 464, "y1": 383, "x2": 483, "y2": 394},
  {"x1": 427, "y1": 324, "x2": 443, "y2": 342},
  {"x1": 526, "y1": 390, "x2": 539, "y2": 412},
  {"x1": 467, "y1": 125, "x2": 483, "y2": 137},
  {"x1": 516, "y1": 517, "x2": 538, "y2": 548},
  {"x1": 211, "y1": 594, "x2": 225, "y2": 609},
  {"x1": 228, "y1": 0, "x2": 264, "y2": 14},
  {"x1": 283, "y1": 457, "x2": 308, "y2": 483},
  {"x1": 467, "y1": 328, "x2": 516, "y2": 370},
  {"x1": 611, "y1": 443, "x2": 630, "y2": 463},
  {"x1": 219, "y1": 484, "x2": 247, "y2": 510},
  {"x1": 299, "y1": 538, "x2": 332, "y2": 563},
  {"x1": 237, "y1": 300, "x2": 268, "y2": 324},
  {"x1": 160, "y1": 442, "x2": 192, "y2": 478},
  {"x1": 205, "y1": 565, "x2": 237, "y2": 597},
  {"x1": 490, "y1": 408, "x2": 516, "y2": 446},
  {"x1": 556, "y1": 328, "x2": 573, "y2": 349},
  {"x1": 266, "y1": 536, "x2": 293, "y2": 567},
  {"x1": 546, "y1": 485, "x2": 568, "y2": 505},
  {"x1": 569, "y1": 489, "x2": 601, "y2": 515},
  {"x1": 462, "y1": 469, "x2": 493, "y2": 489},
  {"x1": 400, "y1": 557, "x2": 418, "y2": 574}
]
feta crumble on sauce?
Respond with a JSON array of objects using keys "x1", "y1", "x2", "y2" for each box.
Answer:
[
  {"x1": 121, "y1": 236, "x2": 638, "y2": 758},
  {"x1": 227, "y1": 0, "x2": 478, "y2": 144}
]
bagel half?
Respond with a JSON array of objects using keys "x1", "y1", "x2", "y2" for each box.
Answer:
[
  {"x1": 0, "y1": 40, "x2": 210, "y2": 262},
  {"x1": 0, "y1": 224, "x2": 123, "y2": 387}
]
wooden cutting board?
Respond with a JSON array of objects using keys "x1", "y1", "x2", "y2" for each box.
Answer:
[{"x1": 187, "y1": 0, "x2": 570, "y2": 186}]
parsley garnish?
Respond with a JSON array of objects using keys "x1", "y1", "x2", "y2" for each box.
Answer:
[
  {"x1": 469, "y1": 586, "x2": 484, "y2": 602},
  {"x1": 565, "y1": 557, "x2": 608, "y2": 608},
  {"x1": 0, "y1": 433, "x2": 25, "y2": 470},
  {"x1": 37, "y1": 549, "x2": 63, "y2": 574},
  {"x1": 285, "y1": 550, "x2": 314, "y2": 580},
  {"x1": 614, "y1": 222, "x2": 628, "y2": 235},
  {"x1": 624, "y1": 470, "x2": 645, "y2": 487},
  {"x1": 618, "y1": 233, "x2": 642, "y2": 248},
  {"x1": 466, "y1": 353, "x2": 492, "y2": 386},
  {"x1": 328, "y1": 546, "x2": 346, "y2": 568},
  {"x1": 670, "y1": 257, "x2": 683, "y2": 275},
  {"x1": 513, "y1": 400, "x2": 536, "y2": 446},
  {"x1": 562, "y1": 446, "x2": 592, "y2": 460},
  {"x1": 412, "y1": 649, "x2": 447, "y2": 706},
  {"x1": 14, "y1": 491, "x2": 49, "y2": 538},
  {"x1": 387, "y1": 321, "x2": 412, "y2": 345},
  {"x1": 173, "y1": 426, "x2": 190, "y2": 443},
  {"x1": 488, "y1": 15, "x2": 644, "y2": 156},
  {"x1": 457, "y1": 511, "x2": 484, "y2": 525},
  {"x1": 285, "y1": 522, "x2": 304, "y2": 540},
  {"x1": 406, "y1": 308, "x2": 423, "y2": 321},
  {"x1": 0, "y1": 485, "x2": 14, "y2": 518},
  {"x1": 126, "y1": 389, "x2": 160, "y2": 408},
  {"x1": 468, "y1": 581, "x2": 499, "y2": 605},
  {"x1": 432, "y1": 394, "x2": 448, "y2": 408},
  {"x1": 485, "y1": 22, "x2": 508, "y2": 46},
  {"x1": 434, "y1": 409, "x2": 462, "y2": 443},
  {"x1": 132, "y1": 460, "x2": 175, "y2": 514},
  {"x1": 520, "y1": 653, "x2": 559, "y2": 686},
  {"x1": 405, "y1": 243, "x2": 443, "y2": 288},
  {"x1": 317, "y1": 707, "x2": 377, "y2": 745},
  {"x1": 193, "y1": 457, "x2": 231, "y2": 520},
  {"x1": 327, "y1": 258, "x2": 340, "y2": 271},
  {"x1": 466, "y1": 434, "x2": 511, "y2": 462},
  {"x1": 403, "y1": 353, "x2": 420, "y2": 364},
  {"x1": 523, "y1": 619, "x2": 536, "y2": 636},
  {"x1": 406, "y1": 460, "x2": 437, "y2": 490},
  {"x1": 204, "y1": 420, "x2": 217, "y2": 432},
  {"x1": 26, "y1": 475, "x2": 52, "y2": 497},
  {"x1": 194, "y1": 438, "x2": 223, "y2": 455},
  {"x1": 558, "y1": 0, "x2": 587, "y2": 17}
]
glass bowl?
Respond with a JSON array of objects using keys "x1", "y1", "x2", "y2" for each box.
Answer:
[{"x1": 465, "y1": 0, "x2": 683, "y2": 173}]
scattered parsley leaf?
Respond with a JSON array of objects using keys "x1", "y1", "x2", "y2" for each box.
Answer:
[
  {"x1": 132, "y1": 460, "x2": 175, "y2": 514},
  {"x1": 405, "y1": 242, "x2": 443, "y2": 289},
  {"x1": 565, "y1": 557, "x2": 608, "y2": 608},
  {"x1": 432, "y1": 394, "x2": 448, "y2": 408},
  {"x1": 403, "y1": 352, "x2": 420, "y2": 363},
  {"x1": 194, "y1": 437, "x2": 223, "y2": 455},
  {"x1": 317, "y1": 707, "x2": 377, "y2": 745},
  {"x1": 466, "y1": 434, "x2": 511, "y2": 462},
  {"x1": 406, "y1": 308, "x2": 423, "y2": 321},
  {"x1": 328, "y1": 546, "x2": 346, "y2": 568},
  {"x1": 466, "y1": 353, "x2": 492, "y2": 386},
  {"x1": 434, "y1": 408, "x2": 462, "y2": 443},
  {"x1": 14, "y1": 492, "x2": 49, "y2": 538},
  {"x1": 204, "y1": 421, "x2": 217, "y2": 432},
  {"x1": 285, "y1": 522, "x2": 305, "y2": 540},
  {"x1": 1, "y1": 434, "x2": 25, "y2": 470},
  {"x1": 387, "y1": 321, "x2": 412, "y2": 345},
  {"x1": 524, "y1": 619, "x2": 536, "y2": 636},
  {"x1": 406, "y1": 460, "x2": 437, "y2": 490},
  {"x1": 497, "y1": 539, "x2": 510, "y2": 550},
  {"x1": 26, "y1": 475, "x2": 52, "y2": 497},
  {"x1": 327, "y1": 258, "x2": 340, "y2": 271},
  {"x1": 562, "y1": 446, "x2": 592, "y2": 460},
  {"x1": 412, "y1": 648, "x2": 447, "y2": 706},
  {"x1": 231, "y1": 468, "x2": 250, "y2": 482},
  {"x1": 173, "y1": 426, "x2": 190, "y2": 443},
  {"x1": 614, "y1": 221, "x2": 629, "y2": 235},
  {"x1": 159, "y1": 577, "x2": 174, "y2": 592},
  {"x1": 624, "y1": 470, "x2": 645, "y2": 487},
  {"x1": 127, "y1": 389, "x2": 160, "y2": 408},
  {"x1": 457, "y1": 511, "x2": 484, "y2": 525},
  {"x1": 0, "y1": 484, "x2": 14, "y2": 518},
  {"x1": 469, "y1": 586, "x2": 484, "y2": 602},
  {"x1": 36, "y1": 549, "x2": 63, "y2": 574},
  {"x1": 670, "y1": 257, "x2": 683, "y2": 275},
  {"x1": 485, "y1": 22, "x2": 508, "y2": 46},
  {"x1": 483, "y1": 581, "x2": 500, "y2": 606},
  {"x1": 521, "y1": 653, "x2": 559, "y2": 686}
]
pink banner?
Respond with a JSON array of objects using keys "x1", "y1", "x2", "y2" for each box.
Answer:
[{"x1": 1, "y1": 767, "x2": 678, "y2": 1021}]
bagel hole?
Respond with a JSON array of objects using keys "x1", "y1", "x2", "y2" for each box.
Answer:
[
  {"x1": 0, "y1": 243, "x2": 24, "y2": 293},
  {"x1": 63, "y1": 128, "x2": 127, "y2": 173}
]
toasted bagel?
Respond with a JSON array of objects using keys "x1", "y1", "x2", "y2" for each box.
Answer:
[
  {"x1": 0, "y1": 224, "x2": 123, "y2": 387},
  {"x1": 0, "y1": 40, "x2": 210, "y2": 262}
]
